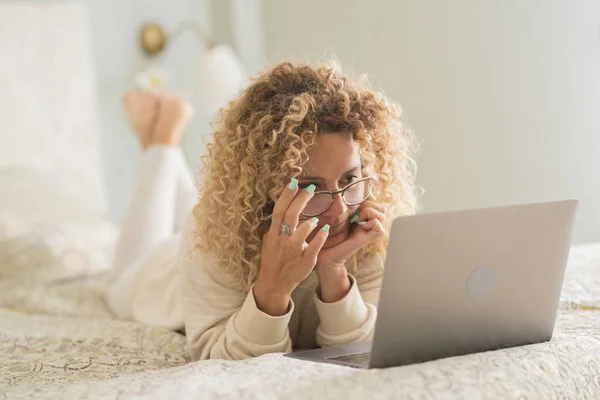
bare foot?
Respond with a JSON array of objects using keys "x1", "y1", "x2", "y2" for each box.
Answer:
[
  {"x1": 122, "y1": 91, "x2": 159, "y2": 149},
  {"x1": 151, "y1": 94, "x2": 195, "y2": 147}
]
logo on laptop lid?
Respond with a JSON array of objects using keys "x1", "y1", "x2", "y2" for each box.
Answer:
[{"x1": 467, "y1": 265, "x2": 495, "y2": 297}]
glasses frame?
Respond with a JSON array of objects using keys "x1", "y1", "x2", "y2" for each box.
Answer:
[{"x1": 300, "y1": 176, "x2": 374, "y2": 217}]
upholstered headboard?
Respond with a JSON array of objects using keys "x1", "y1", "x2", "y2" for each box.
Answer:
[{"x1": 0, "y1": 2, "x2": 106, "y2": 220}]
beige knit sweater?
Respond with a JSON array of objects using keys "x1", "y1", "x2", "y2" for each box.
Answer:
[{"x1": 131, "y1": 216, "x2": 383, "y2": 361}]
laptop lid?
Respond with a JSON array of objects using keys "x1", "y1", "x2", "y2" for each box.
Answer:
[{"x1": 369, "y1": 200, "x2": 578, "y2": 368}]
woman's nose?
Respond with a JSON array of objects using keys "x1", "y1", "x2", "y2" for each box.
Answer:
[{"x1": 325, "y1": 193, "x2": 347, "y2": 217}]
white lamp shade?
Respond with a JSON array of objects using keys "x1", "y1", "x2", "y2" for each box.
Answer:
[{"x1": 199, "y1": 45, "x2": 247, "y2": 113}]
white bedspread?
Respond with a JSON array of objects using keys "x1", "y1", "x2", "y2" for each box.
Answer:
[{"x1": 1, "y1": 229, "x2": 599, "y2": 399}]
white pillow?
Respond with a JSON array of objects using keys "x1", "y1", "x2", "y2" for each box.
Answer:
[
  {"x1": 0, "y1": 212, "x2": 118, "y2": 278},
  {"x1": 0, "y1": 220, "x2": 116, "y2": 318},
  {"x1": 0, "y1": 166, "x2": 107, "y2": 224}
]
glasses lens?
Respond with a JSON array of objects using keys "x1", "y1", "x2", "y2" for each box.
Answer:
[
  {"x1": 302, "y1": 194, "x2": 332, "y2": 216},
  {"x1": 344, "y1": 180, "x2": 372, "y2": 205}
]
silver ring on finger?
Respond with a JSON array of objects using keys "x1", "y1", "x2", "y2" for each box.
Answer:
[{"x1": 279, "y1": 221, "x2": 295, "y2": 237}]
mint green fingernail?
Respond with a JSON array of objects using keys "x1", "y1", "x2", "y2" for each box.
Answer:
[
  {"x1": 350, "y1": 215, "x2": 359, "y2": 223},
  {"x1": 311, "y1": 217, "x2": 319, "y2": 224},
  {"x1": 358, "y1": 221, "x2": 367, "y2": 226},
  {"x1": 322, "y1": 224, "x2": 330, "y2": 232},
  {"x1": 306, "y1": 184, "x2": 316, "y2": 193},
  {"x1": 288, "y1": 178, "x2": 298, "y2": 190}
]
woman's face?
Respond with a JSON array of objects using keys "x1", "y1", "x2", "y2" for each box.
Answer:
[{"x1": 298, "y1": 132, "x2": 362, "y2": 249}]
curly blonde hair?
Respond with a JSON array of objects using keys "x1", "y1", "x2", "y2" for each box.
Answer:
[{"x1": 193, "y1": 61, "x2": 418, "y2": 293}]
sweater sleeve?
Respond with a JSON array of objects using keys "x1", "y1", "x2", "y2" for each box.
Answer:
[
  {"x1": 179, "y1": 217, "x2": 294, "y2": 361},
  {"x1": 314, "y1": 257, "x2": 384, "y2": 347}
]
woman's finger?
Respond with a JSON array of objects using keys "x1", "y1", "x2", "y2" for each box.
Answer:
[
  {"x1": 352, "y1": 207, "x2": 386, "y2": 225},
  {"x1": 270, "y1": 178, "x2": 300, "y2": 231},
  {"x1": 291, "y1": 217, "x2": 320, "y2": 246},
  {"x1": 338, "y1": 219, "x2": 384, "y2": 254},
  {"x1": 316, "y1": 219, "x2": 384, "y2": 264},
  {"x1": 304, "y1": 225, "x2": 330, "y2": 261},
  {"x1": 355, "y1": 218, "x2": 385, "y2": 234},
  {"x1": 282, "y1": 184, "x2": 316, "y2": 230}
]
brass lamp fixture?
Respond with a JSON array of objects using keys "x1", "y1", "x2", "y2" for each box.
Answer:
[
  {"x1": 137, "y1": 20, "x2": 246, "y2": 112},
  {"x1": 139, "y1": 20, "x2": 216, "y2": 57}
]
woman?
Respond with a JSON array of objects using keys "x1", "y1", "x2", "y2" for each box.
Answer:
[{"x1": 106, "y1": 61, "x2": 418, "y2": 362}]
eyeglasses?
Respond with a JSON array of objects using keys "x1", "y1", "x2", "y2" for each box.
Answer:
[{"x1": 300, "y1": 177, "x2": 375, "y2": 217}]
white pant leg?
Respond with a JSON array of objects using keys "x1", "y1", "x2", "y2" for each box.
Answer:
[
  {"x1": 106, "y1": 145, "x2": 189, "y2": 319},
  {"x1": 130, "y1": 232, "x2": 184, "y2": 329},
  {"x1": 174, "y1": 154, "x2": 198, "y2": 233}
]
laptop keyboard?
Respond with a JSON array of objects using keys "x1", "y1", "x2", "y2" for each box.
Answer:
[{"x1": 327, "y1": 352, "x2": 371, "y2": 366}]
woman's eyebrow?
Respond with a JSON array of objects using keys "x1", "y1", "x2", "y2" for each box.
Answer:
[
  {"x1": 299, "y1": 166, "x2": 361, "y2": 181},
  {"x1": 298, "y1": 175, "x2": 325, "y2": 182},
  {"x1": 341, "y1": 166, "x2": 361, "y2": 176}
]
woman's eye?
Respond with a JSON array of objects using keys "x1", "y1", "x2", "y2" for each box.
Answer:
[{"x1": 343, "y1": 175, "x2": 359, "y2": 185}]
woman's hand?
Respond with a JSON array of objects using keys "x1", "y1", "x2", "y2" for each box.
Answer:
[
  {"x1": 315, "y1": 200, "x2": 386, "y2": 302},
  {"x1": 254, "y1": 180, "x2": 330, "y2": 316}
]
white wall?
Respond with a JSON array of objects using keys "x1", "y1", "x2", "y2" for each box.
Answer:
[
  {"x1": 211, "y1": 0, "x2": 265, "y2": 80},
  {"x1": 262, "y1": 0, "x2": 600, "y2": 243}
]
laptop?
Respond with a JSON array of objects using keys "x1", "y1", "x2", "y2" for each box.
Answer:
[{"x1": 285, "y1": 199, "x2": 579, "y2": 368}]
